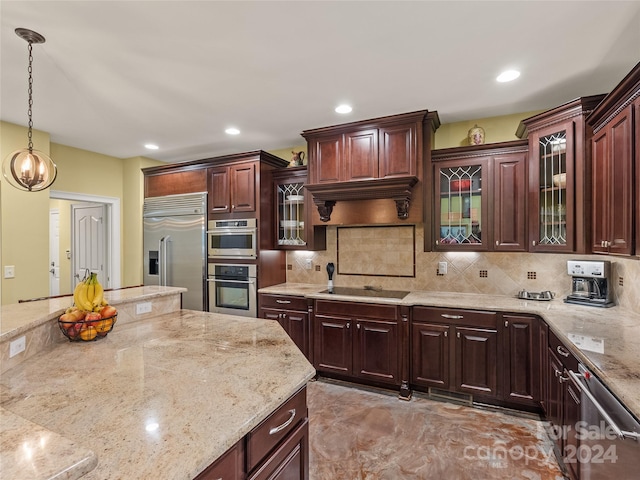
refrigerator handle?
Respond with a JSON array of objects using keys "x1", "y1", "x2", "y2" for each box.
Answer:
[
  {"x1": 162, "y1": 235, "x2": 171, "y2": 286},
  {"x1": 158, "y1": 237, "x2": 165, "y2": 286}
]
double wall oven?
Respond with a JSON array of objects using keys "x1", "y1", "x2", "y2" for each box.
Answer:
[{"x1": 207, "y1": 219, "x2": 258, "y2": 317}]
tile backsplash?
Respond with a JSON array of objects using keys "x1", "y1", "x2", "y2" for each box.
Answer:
[{"x1": 286, "y1": 225, "x2": 640, "y2": 313}]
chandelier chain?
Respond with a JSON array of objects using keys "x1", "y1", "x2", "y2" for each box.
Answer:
[{"x1": 27, "y1": 41, "x2": 34, "y2": 152}]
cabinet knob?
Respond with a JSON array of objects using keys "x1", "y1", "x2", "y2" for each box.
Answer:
[
  {"x1": 532, "y1": 240, "x2": 537, "y2": 246},
  {"x1": 495, "y1": 240, "x2": 499, "y2": 246},
  {"x1": 444, "y1": 331, "x2": 448, "y2": 338},
  {"x1": 357, "y1": 323, "x2": 361, "y2": 329},
  {"x1": 346, "y1": 322, "x2": 350, "y2": 329},
  {"x1": 504, "y1": 320, "x2": 509, "y2": 328},
  {"x1": 435, "y1": 240, "x2": 439, "y2": 246},
  {"x1": 456, "y1": 332, "x2": 461, "y2": 339}
]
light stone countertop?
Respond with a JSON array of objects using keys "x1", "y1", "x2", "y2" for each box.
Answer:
[
  {"x1": 259, "y1": 283, "x2": 640, "y2": 420},
  {"x1": 0, "y1": 309, "x2": 315, "y2": 480}
]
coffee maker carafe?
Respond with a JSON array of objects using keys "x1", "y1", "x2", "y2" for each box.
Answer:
[{"x1": 565, "y1": 260, "x2": 614, "y2": 307}]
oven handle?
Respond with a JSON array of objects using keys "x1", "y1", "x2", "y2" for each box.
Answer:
[
  {"x1": 567, "y1": 370, "x2": 640, "y2": 441},
  {"x1": 207, "y1": 277, "x2": 255, "y2": 285}
]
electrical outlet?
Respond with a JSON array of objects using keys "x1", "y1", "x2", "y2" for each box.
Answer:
[
  {"x1": 136, "y1": 302, "x2": 152, "y2": 314},
  {"x1": 438, "y1": 262, "x2": 447, "y2": 275},
  {"x1": 4, "y1": 265, "x2": 15, "y2": 279},
  {"x1": 304, "y1": 258, "x2": 313, "y2": 270},
  {"x1": 10, "y1": 336, "x2": 26, "y2": 358},
  {"x1": 315, "y1": 265, "x2": 321, "y2": 272}
]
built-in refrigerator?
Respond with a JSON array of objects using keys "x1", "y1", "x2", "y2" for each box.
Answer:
[{"x1": 143, "y1": 192, "x2": 207, "y2": 311}]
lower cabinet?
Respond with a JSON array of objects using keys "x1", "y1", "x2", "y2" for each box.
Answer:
[
  {"x1": 411, "y1": 308, "x2": 544, "y2": 408},
  {"x1": 411, "y1": 307, "x2": 500, "y2": 399},
  {"x1": 195, "y1": 386, "x2": 309, "y2": 480},
  {"x1": 259, "y1": 294, "x2": 311, "y2": 360},
  {"x1": 313, "y1": 300, "x2": 409, "y2": 394}
]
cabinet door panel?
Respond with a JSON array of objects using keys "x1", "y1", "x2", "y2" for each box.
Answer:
[
  {"x1": 195, "y1": 440, "x2": 244, "y2": 480},
  {"x1": 344, "y1": 129, "x2": 378, "y2": 181},
  {"x1": 608, "y1": 106, "x2": 633, "y2": 255},
  {"x1": 230, "y1": 163, "x2": 256, "y2": 212},
  {"x1": 591, "y1": 129, "x2": 609, "y2": 253},
  {"x1": 313, "y1": 315, "x2": 351, "y2": 375},
  {"x1": 287, "y1": 312, "x2": 310, "y2": 360},
  {"x1": 248, "y1": 419, "x2": 309, "y2": 480},
  {"x1": 493, "y1": 154, "x2": 526, "y2": 251},
  {"x1": 546, "y1": 349, "x2": 563, "y2": 448},
  {"x1": 144, "y1": 169, "x2": 207, "y2": 198},
  {"x1": 503, "y1": 315, "x2": 540, "y2": 405},
  {"x1": 563, "y1": 375, "x2": 581, "y2": 480},
  {"x1": 208, "y1": 167, "x2": 230, "y2": 213},
  {"x1": 411, "y1": 322, "x2": 450, "y2": 390},
  {"x1": 379, "y1": 124, "x2": 416, "y2": 178},
  {"x1": 455, "y1": 327, "x2": 498, "y2": 397},
  {"x1": 311, "y1": 136, "x2": 342, "y2": 184},
  {"x1": 354, "y1": 319, "x2": 399, "y2": 385}
]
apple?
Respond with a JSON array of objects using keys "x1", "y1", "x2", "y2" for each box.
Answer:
[
  {"x1": 99, "y1": 305, "x2": 117, "y2": 319},
  {"x1": 85, "y1": 312, "x2": 102, "y2": 327}
]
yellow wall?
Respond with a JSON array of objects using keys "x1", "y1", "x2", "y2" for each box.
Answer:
[
  {"x1": 0, "y1": 122, "x2": 52, "y2": 304},
  {"x1": 433, "y1": 110, "x2": 543, "y2": 149}
]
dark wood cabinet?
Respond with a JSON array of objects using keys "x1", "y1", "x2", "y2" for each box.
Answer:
[
  {"x1": 259, "y1": 294, "x2": 311, "y2": 360},
  {"x1": 518, "y1": 95, "x2": 605, "y2": 253},
  {"x1": 502, "y1": 314, "x2": 542, "y2": 408},
  {"x1": 144, "y1": 166, "x2": 207, "y2": 198},
  {"x1": 313, "y1": 300, "x2": 405, "y2": 392},
  {"x1": 302, "y1": 110, "x2": 439, "y2": 222},
  {"x1": 430, "y1": 141, "x2": 528, "y2": 252},
  {"x1": 591, "y1": 105, "x2": 634, "y2": 255},
  {"x1": 411, "y1": 307, "x2": 500, "y2": 400},
  {"x1": 208, "y1": 162, "x2": 257, "y2": 215},
  {"x1": 195, "y1": 387, "x2": 308, "y2": 480},
  {"x1": 587, "y1": 62, "x2": 639, "y2": 257}
]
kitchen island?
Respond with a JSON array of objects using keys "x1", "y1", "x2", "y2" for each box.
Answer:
[{"x1": 0, "y1": 289, "x2": 315, "y2": 479}]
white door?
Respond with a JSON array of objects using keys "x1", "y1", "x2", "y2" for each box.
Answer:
[
  {"x1": 49, "y1": 209, "x2": 60, "y2": 295},
  {"x1": 72, "y1": 203, "x2": 107, "y2": 288}
]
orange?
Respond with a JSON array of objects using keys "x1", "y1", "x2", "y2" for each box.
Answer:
[
  {"x1": 95, "y1": 318, "x2": 113, "y2": 334},
  {"x1": 79, "y1": 326, "x2": 97, "y2": 341}
]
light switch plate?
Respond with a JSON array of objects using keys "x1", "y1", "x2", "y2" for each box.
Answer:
[
  {"x1": 136, "y1": 302, "x2": 152, "y2": 315},
  {"x1": 304, "y1": 258, "x2": 313, "y2": 270},
  {"x1": 438, "y1": 262, "x2": 448, "y2": 275},
  {"x1": 10, "y1": 336, "x2": 26, "y2": 357},
  {"x1": 4, "y1": 265, "x2": 15, "y2": 279}
]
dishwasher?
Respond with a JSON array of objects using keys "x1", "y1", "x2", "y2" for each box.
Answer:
[{"x1": 567, "y1": 363, "x2": 640, "y2": 479}]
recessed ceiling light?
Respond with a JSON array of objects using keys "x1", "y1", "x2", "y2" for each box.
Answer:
[
  {"x1": 335, "y1": 104, "x2": 352, "y2": 114},
  {"x1": 496, "y1": 70, "x2": 520, "y2": 83},
  {"x1": 225, "y1": 127, "x2": 240, "y2": 135},
  {"x1": 144, "y1": 144, "x2": 159, "y2": 150}
]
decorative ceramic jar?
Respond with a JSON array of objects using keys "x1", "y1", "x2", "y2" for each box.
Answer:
[{"x1": 468, "y1": 124, "x2": 485, "y2": 145}]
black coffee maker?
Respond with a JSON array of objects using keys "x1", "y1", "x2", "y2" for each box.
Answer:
[{"x1": 565, "y1": 260, "x2": 614, "y2": 307}]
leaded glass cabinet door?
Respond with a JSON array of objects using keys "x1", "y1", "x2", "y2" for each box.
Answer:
[
  {"x1": 277, "y1": 180, "x2": 306, "y2": 247},
  {"x1": 434, "y1": 158, "x2": 489, "y2": 251},
  {"x1": 529, "y1": 124, "x2": 575, "y2": 252}
]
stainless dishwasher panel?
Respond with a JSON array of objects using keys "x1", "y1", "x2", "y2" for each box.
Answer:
[{"x1": 567, "y1": 364, "x2": 640, "y2": 479}]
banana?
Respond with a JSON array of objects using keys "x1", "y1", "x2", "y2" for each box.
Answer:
[
  {"x1": 86, "y1": 274, "x2": 95, "y2": 306},
  {"x1": 92, "y1": 275, "x2": 104, "y2": 309},
  {"x1": 76, "y1": 282, "x2": 93, "y2": 311},
  {"x1": 73, "y1": 281, "x2": 85, "y2": 309}
]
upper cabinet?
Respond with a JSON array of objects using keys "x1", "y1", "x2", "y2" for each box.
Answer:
[
  {"x1": 517, "y1": 95, "x2": 606, "y2": 253},
  {"x1": 301, "y1": 110, "x2": 440, "y2": 222},
  {"x1": 430, "y1": 141, "x2": 528, "y2": 252},
  {"x1": 143, "y1": 166, "x2": 207, "y2": 198},
  {"x1": 587, "y1": 61, "x2": 640, "y2": 257},
  {"x1": 272, "y1": 166, "x2": 326, "y2": 251},
  {"x1": 208, "y1": 162, "x2": 257, "y2": 215}
]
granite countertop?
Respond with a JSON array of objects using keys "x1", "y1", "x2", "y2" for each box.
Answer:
[
  {"x1": 259, "y1": 283, "x2": 640, "y2": 420},
  {"x1": 0, "y1": 309, "x2": 315, "y2": 480}
]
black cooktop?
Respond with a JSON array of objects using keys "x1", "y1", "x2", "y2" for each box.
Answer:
[{"x1": 319, "y1": 286, "x2": 410, "y2": 299}]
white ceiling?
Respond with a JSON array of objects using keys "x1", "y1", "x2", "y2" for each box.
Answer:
[{"x1": 1, "y1": 1, "x2": 639, "y2": 163}]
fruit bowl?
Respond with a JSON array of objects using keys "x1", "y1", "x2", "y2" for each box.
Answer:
[{"x1": 58, "y1": 314, "x2": 117, "y2": 342}]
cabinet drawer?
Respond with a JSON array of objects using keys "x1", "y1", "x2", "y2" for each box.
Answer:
[
  {"x1": 315, "y1": 299, "x2": 398, "y2": 320},
  {"x1": 413, "y1": 306, "x2": 496, "y2": 328},
  {"x1": 260, "y1": 294, "x2": 308, "y2": 311},
  {"x1": 248, "y1": 419, "x2": 309, "y2": 480},
  {"x1": 246, "y1": 386, "x2": 307, "y2": 472},
  {"x1": 548, "y1": 330, "x2": 579, "y2": 372}
]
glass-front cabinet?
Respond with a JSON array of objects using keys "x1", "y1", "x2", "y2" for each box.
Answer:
[
  {"x1": 434, "y1": 158, "x2": 489, "y2": 250},
  {"x1": 518, "y1": 95, "x2": 605, "y2": 253}
]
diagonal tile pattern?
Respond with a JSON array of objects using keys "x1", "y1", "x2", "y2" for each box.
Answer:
[{"x1": 308, "y1": 379, "x2": 565, "y2": 480}]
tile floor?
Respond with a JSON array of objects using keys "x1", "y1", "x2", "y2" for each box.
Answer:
[{"x1": 307, "y1": 379, "x2": 566, "y2": 480}]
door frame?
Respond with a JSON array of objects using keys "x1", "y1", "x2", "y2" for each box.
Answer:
[
  {"x1": 49, "y1": 208, "x2": 60, "y2": 295},
  {"x1": 50, "y1": 190, "x2": 121, "y2": 289}
]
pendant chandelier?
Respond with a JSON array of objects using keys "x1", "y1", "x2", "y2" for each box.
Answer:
[{"x1": 2, "y1": 28, "x2": 57, "y2": 192}]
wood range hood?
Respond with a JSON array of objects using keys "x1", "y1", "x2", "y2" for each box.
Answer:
[{"x1": 301, "y1": 109, "x2": 440, "y2": 222}]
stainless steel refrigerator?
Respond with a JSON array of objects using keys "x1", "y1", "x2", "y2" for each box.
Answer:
[{"x1": 143, "y1": 192, "x2": 207, "y2": 311}]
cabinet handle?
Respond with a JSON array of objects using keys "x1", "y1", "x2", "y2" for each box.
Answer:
[
  {"x1": 435, "y1": 240, "x2": 439, "y2": 246},
  {"x1": 495, "y1": 240, "x2": 499, "y2": 246},
  {"x1": 357, "y1": 323, "x2": 360, "y2": 329},
  {"x1": 346, "y1": 322, "x2": 350, "y2": 329},
  {"x1": 556, "y1": 345, "x2": 570, "y2": 358},
  {"x1": 276, "y1": 299, "x2": 291, "y2": 304},
  {"x1": 269, "y1": 409, "x2": 296, "y2": 435},
  {"x1": 232, "y1": 205, "x2": 235, "y2": 209},
  {"x1": 532, "y1": 240, "x2": 536, "y2": 246},
  {"x1": 504, "y1": 320, "x2": 509, "y2": 327},
  {"x1": 457, "y1": 332, "x2": 461, "y2": 339},
  {"x1": 441, "y1": 314, "x2": 463, "y2": 320},
  {"x1": 444, "y1": 331, "x2": 448, "y2": 338}
]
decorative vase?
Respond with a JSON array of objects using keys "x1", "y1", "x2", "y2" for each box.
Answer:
[{"x1": 468, "y1": 124, "x2": 485, "y2": 145}]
